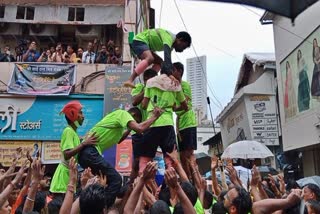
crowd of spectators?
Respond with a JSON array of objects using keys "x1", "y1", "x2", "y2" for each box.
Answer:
[
  {"x1": 0, "y1": 39, "x2": 123, "y2": 65},
  {"x1": 1, "y1": 147, "x2": 320, "y2": 214}
]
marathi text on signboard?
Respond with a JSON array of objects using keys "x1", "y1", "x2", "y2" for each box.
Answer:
[
  {"x1": 41, "y1": 142, "x2": 61, "y2": 164},
  {"x1": 7, "y1": 63, "x2": 76, "y2": 96},
  {"x1": 0, "y1": 95, "x2": 103, "y2": 140},
  {"x1": 104, "y1": 66, "x2": 132, "y2": 114},
  {"x1": 0, "y1": 141, "x2": 41, "y2": 167}
]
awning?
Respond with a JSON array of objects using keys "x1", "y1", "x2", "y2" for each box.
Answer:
[{"x1": 203, "y1": 132, "x2": 222, "y2": 146}]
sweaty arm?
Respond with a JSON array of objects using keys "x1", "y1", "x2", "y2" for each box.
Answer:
[
  {"x1": 161, "y1": 44, "x2": 173, "y2": 76},
  {"x1": 127, "y1": 116, "x2": 156, "y2": 134},
  {"x1": 132, "y1": 90, "x2": 145, "y2": 106}
]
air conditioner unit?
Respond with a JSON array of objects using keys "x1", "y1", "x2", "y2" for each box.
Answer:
[
  {"x1": 0, "y1": 23, "x2": 22, "y2": 35},
  {"x1": 75, "y1": 25, "x2": 101, "y2": 38},
  {"x1": 29, "y1": 24, "x2": 58, "y2": 36}
]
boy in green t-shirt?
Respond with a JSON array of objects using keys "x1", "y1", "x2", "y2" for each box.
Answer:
[
  {"x1": 78, "y1": 107, "x2": 162, "y2": 207},
  {"x1": 139, "y1": 69, "x2": 188, "y2": 173},
  {"x1": 172, "y1": 62, "x2": 198, "y2": 179},
  {"x1": 123, "y1": 28, "x2": 192, "y2": 88},
  {"x1": 130, "y1": 68, "x2": 158, "y2": 182},
  {"x1": 50, "y1": 101, "x2": 97, "y2": 195}
]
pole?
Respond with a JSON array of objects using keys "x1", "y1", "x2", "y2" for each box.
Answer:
[{"x1": 207, "y1": 96, "x2": 219, "y2": 154}]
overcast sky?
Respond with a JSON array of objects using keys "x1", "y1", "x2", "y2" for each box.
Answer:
[{"x1": 150, "y1": 0, "x2": 275, "y2": 119}]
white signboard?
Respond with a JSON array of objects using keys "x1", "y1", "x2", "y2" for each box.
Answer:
[{"x1": 248, "y1": 95, "x2": 279, "y2": 146}]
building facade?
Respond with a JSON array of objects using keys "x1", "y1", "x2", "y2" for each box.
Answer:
[
  {"x1": 216, "y1": 53, "x2": 280, "y2": 168},
  {"x1": 261, "y1": 1, "x2": 320, "y2": 177},
  {"x1": 186, "y1": 55, "x2": 208, "y2": 122}
]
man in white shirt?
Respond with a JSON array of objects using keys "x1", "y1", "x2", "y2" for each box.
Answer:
[{"x1": 82, "y1": 42, "x2": 96, "y2": 64}]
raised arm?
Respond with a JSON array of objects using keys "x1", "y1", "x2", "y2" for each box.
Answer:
[
  {"x1": 59, "y1": 157, "x2": 77, "y2": 214},
  {"x1": 127, "y1": 107, "x2": 162, "y2": 134},
  {"x1": 165, "y1": 167, "x2": 196, "y2": 214},
  {"x1": 252, "y1": 190, "x2": 301, "y2": 214},
  {"x1": 23, "y1": 160, "x2": 45, "y2": 213},
  {"x1": 124, "y1": 162, "x2": 157, "y2": 214}
]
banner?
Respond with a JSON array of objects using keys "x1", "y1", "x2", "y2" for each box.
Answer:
[
  {"x1": 104, "y1": 66, "x2": 133, "y2": 167},
  {"x1": 41, "y1": 142, "x2": 61, "y2": 164},
  {"x1": 7, "y1": 63, "x2": 76, "y2": 96},
  {"x1": 0, "y1": 95, "x2": 103, "y2": 140},
  {"x1": 0, "y1": 141, "x2": 41, "y2": 167},
  {"x1": 104, "y1": 66, "x2": 132, "y2": 114},
  {"x1": 115, "y1": 139, "x2": 133, "y2": 172}
]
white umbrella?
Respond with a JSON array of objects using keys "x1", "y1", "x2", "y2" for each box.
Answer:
[{"x1": 221, "y1": 140, "x2": 274, "y2": 159}]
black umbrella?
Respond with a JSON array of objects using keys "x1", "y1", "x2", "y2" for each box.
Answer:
[{"x1": 197, "y1": 0, "x2": 319, "y2": 22}]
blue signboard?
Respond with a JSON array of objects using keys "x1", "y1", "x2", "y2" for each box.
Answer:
[{"x1": 0, "y1": 94, "x2": 103, "y2": 141}]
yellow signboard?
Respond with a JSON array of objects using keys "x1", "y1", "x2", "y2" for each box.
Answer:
[
  {"x1": 42, "y1": 142, "x2": 61, "y2": 164},
  {"x1": 0, "y1": 141, "x2": 41, "y2": 167}
]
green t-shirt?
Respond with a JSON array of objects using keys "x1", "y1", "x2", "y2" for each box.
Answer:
[
  {"x1": 176, "y1": 81, "x2": 197, "y2": 130},
  {"x1": 169, "y1": 198, "x2": 205, "y2": 214},
  {"x1": 134, "y1": 28, "x2": 175, "y2": 51},
  {"x1": 145, "y1": 86, "x2": 185, "y2": 127},
  {"x1": 194, "y1": 198, "x2": 205, "y2": 214},
  {"x1": 90, "y1": 110, "x2": 134, "y2": 154},
  {"x1": 60, "y1": 126, "x2": 81, "y2": 161},
  {"x1": 131, "y1": 83, "x2": 147, "y2": 122}
]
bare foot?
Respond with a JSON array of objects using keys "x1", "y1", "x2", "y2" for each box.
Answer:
[{"x1": 123, "y1": 81, "x2": 136, "y2": 88}]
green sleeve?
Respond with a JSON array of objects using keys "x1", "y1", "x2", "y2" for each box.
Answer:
[
  {"x1": 118, "y1": 110, "x2": 135, "y2": 128},
  {"x1": 176, "y1": 90, "x2": 186, "y2": 103},
  {"x1": 144, "y1": 87, "x2": 151, "y2": 99},
  {"x1": 131, "y1": 84, "x2": 144, "y2": 96},
  {"x1": 60, "y1": 127, "x2": 77, "y2": 152},
  {"x1": 159, "y1": 29, "x2": 174, "y2": 47}
]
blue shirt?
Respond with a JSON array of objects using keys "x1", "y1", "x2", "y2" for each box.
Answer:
[{"x1": 24, "y1": 50, "x2": 40, "y2": 62}]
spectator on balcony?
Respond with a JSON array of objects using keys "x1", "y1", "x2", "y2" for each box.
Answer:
[
  {"x1": 63, "y1": 45, "x2": 77, "y2": 63},
  {"x1": 22, "y1": 41, "x2": 40, "y2": 62},
  {"x1": 110, "y1": 46, "x2": 123, "y2": 65},
  {"x1": 0, "y1": 46, "x2": 15, "y2": 62},
  {"x1": 37, "y1": 49, "x2": 52, "y2": 62},
  {"x1": 82, "y1": 42, "x2": 96, "y2": 64},
  {"x1": 75, "y1": 47, "x2": 84, "y2": 63},
  {"x1": 95, "y1": 45, "x2": 108, "y2": 64},
  {"x1": 52, "y1": 43, "x2": 64, "y2": 63},
  {"x1": 15, "y1": 47, "x2": 23, "y2": 62}
]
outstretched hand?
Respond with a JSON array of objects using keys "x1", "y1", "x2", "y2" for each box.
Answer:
[{"x1": 141, "y1": 162, "x2": 157, "y2": 181}]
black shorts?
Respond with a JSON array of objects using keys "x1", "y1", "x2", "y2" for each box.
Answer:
[
  {"x1": 141, "y1": 126, "x2": 177, "y2": 158},
  {"x1": 131, "y1": 40, "x2": 149, "y2": 57},
  {"x1": 132, "y1": 133, "x2": 144, "y2": 158},
  {"x1": 178, "y1": 127, "x2": 197, "y2": 151}
]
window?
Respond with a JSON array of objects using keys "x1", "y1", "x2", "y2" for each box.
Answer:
[
  {"x1": 26, "y1": 7, "x2": 35, "y2": 20},
  {"x1": 68, "y1": 7, "x2": 85, "y2": 21},
  {"x1": 197, "y1": 137, "x2": 203, "y2": 142},
  {"x1": 0, "y1": 6, "x2": 5, "y2": 18},
  {"x1": 16, "y1": 6, "x2": 35, "y2": 20}
]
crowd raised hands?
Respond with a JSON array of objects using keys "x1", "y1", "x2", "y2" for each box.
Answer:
[{"x1": 1, "y1": 147, "x2": 320, "y2": 214}]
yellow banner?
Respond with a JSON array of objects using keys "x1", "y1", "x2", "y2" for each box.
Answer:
[
  {"x1": 0, "y1": 141, "x2": 41, "y2": 167},
  {"x1": 42, "y1": 142, "x2": 61, "y2": 164}
]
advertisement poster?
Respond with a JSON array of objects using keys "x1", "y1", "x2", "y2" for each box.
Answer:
[
  {"x1": 115, "y1": 139, "x2": 133, "y2": 172},
  {"x1": 7, "y1": 63, "x2": 76, "y2": 96},
  {"x1": 0, "y1": 141, "x2": 41, "y2": 166},
  {"x1": 280, "y1": 25, "x2": 320, "y2": 121},
  {"x1": 104, "y1": 66, "x2": 132, "y2": 114},
  {"x1": 41, "y1": 142, "x2": 61, "y2": 164},
  {"x1": 104, "y1": 66, "x2": 132, "y2": 167}
]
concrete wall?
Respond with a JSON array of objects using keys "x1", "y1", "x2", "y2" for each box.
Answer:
[
  {"x1": 273, "y1": 1, "x2": 320, "y2": 151},
  {"x1": 0, "y1": 5, "x2": 123, "y2": 25},
  {"x1": 1, "y1": 0, "x2": 124, "y2": 6}
]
